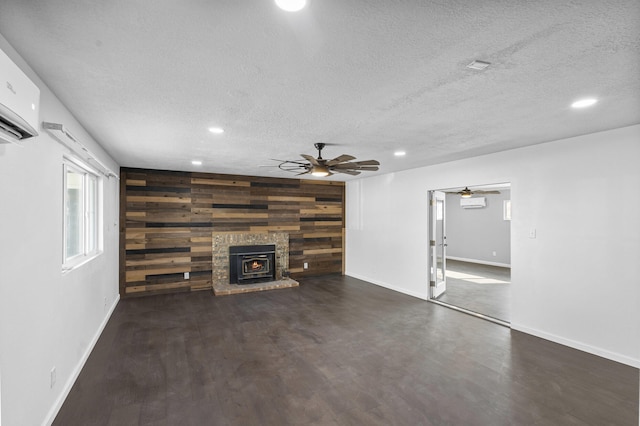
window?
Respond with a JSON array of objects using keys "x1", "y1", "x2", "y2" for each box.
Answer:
[
  {"x1": 63, "y1": 158, "x2": 101, "y2": 268},
  {"x1": 503, "y1": 199, "x2": 512, "y2": 221}
]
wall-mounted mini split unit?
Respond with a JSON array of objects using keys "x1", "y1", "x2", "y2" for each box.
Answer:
[
  {"x1": 460, "y1": 197, "x2": 486, "y2": 209},
  {"x1": 0, "y1": 47, "x2": 40, "y2": 145}
]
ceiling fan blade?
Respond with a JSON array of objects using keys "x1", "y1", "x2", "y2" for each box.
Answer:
[
  {"x1": 300, "y1": 154, "x2": 320, "y2": 166},
  {"x1": 351, "y1": 159, "x2": 380, "y2": 166},
  {"x1": 295, "y1": 170, "x2": 311, "y2": 176},
  {"x1": 271, "y1": 158, "x2": 308, "y2": 165},
  {"x1": 332, "y1": 169, "x2": 361, "y2": 176},
  {"x1": 475, "y1": 190, "x2": 501, "y2": 194},
  {"x1": 326, "y1": 154, "x2": 356, "y2": 166},
  {"x1": 332, "y1": 163, "x2": 378, "y2": 171},
  {"x1": 332, "y1": 163, "x2": 356, "y2": 169}
]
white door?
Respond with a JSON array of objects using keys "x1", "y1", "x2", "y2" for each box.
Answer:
[{"x1": 430, "y1": 191, "x2": 447, "y2": 299}]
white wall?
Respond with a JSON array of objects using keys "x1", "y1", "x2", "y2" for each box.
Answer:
[
  {"x1": 445, "y1": 190, "x2": 511, "y2": 265},
  {"x1": 0, "y1": 35, "x2": 120, "y2": 426},
  {"x1": 346, "y1": 125, "x2": 640, "y2": 368}
]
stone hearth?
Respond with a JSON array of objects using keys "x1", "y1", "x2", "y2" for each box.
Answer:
[
  {"x1": 211, "y1": 277, "x2": 299, "y2": 296},
  {"x1": 211, "y1": 232, "x2": 298, "y2": 296}
]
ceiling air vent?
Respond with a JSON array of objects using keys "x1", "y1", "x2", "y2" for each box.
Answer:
[{"x1": 466, "y1": 60, "x2": 491, "y2": 71}]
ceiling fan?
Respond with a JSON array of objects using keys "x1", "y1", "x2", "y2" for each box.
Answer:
[
  {"x1": 277, "y1": 143, "x2": 380, "y2": 177},
  {"x1": 448, "y1": 187, "x2": 501, "y2": 198}
]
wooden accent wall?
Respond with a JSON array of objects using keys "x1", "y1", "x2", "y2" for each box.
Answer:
[{"x1": 120, "y1": 168, "x2": 345, "y2": 297}]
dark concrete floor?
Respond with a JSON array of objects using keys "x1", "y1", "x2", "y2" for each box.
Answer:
[
  {"x1": 437, "y1": 259, "x2": 511, "y2": 322},
  {"x1": 54, "y1": 275, "x2": 638, "y2": 425}
]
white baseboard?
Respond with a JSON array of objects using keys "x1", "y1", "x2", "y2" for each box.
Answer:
[
  {"x1": 446, "y1": 256, "x2": 511, "y2": 268},
  {"x1": 345, "y1": 272, "x2": 428, "y2": 301},
  {"x1": 43, "y1": 295, "x2": 120, "y2": 426},
  {"x1": 511, "y1": 322, "x2": 640, "y2": 369},
  {"x1": 346, "y1": 272, "x2": 639, "y2": 369}
]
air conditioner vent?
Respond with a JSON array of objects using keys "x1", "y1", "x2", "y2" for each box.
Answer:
[
  {"x1": 0, "y1": 47, "x2": 40, "y2": 145},
  {"x1": 460, "y1": 197, "x2": 486, "y2": 208}
]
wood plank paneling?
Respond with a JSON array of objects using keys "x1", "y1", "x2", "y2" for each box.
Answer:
[{"x1": 120, "y1": 168, "x2": 345, "y2": 297}]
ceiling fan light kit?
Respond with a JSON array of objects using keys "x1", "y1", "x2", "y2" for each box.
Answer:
[{"x1": 311, "y1": 164, "x2": 330, "y2": 177}]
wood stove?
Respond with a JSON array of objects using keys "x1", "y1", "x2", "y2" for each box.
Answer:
[{"x1": 229, "y1": 244, "x2": 276, "y2": 284}]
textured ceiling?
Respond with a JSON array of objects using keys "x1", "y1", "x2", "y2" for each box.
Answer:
[{"x1": 1, "y1": 0, "x2": 639, "y2": 180}]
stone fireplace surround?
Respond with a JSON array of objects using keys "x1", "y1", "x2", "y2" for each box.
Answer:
[{"x1": 211, "y1": 232, "x2": 299, "y2": 296}]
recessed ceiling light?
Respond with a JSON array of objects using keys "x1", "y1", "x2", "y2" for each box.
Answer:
[
  {"x1": 191, "y1": 160, "x2": 202, "y2": 166},
  {"x1": 394, "y1": 151, "x2": 406, "y2": 157},
  {"x1": 466, "y1": 60, "x2": 491, "y2": 71},
  {"x1": 571, "y1": 98, "x2": 598, "y2": 108},
  {"x1": 208, "y1": 127, "x2": 224, "y2": 134},
  {"x1": 275, "y1": 0, "x2": 306, "y2": 12}
]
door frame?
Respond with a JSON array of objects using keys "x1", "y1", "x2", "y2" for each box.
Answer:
[{"x1": 426, "y1": 184, "x2": 511, "y2": 328}]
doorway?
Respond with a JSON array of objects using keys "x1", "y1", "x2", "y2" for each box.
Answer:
[{"x1": 428, "y1": 183, "x2": 511, "y2": 326}]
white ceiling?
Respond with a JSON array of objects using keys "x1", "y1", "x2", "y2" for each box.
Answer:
[{"x1": 1, "y1": 0, "x2": 638, "y2": 180}]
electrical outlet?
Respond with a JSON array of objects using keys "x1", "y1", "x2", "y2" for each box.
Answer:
[
  {"x1": 184, "y1": 272, "x2": 190, "y2": 279},
  {"x1": 528, "y1": 229, "x2": 537, "y2": 239},
  {"x1": 492, "y1": 251, "x2": 497, "y2": 257},
  {"x1": 50, "y1": 367, "x2": 56, "y2": 388},
  {"x1": 103, "y1": 297, "x2": 107, "y2": 311},
  {"x1": 303, "y1": 262, "x2": 308, "y2": 270}
]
